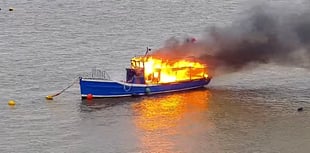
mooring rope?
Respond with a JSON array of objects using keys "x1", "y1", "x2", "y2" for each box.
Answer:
[{"x1": 46, "y1": 77, "x2": 79, "y2": 100}]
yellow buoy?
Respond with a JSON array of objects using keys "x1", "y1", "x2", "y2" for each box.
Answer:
[
  {"x1": 45, "y1": 95, "x2": 53, "y2": 100},
  {"x1": 8, "y1": 100, "x2": 16, "y2": 106}
]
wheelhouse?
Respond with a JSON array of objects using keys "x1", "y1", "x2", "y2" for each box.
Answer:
[{"x1": 126, "y1": 56, "x2": 209, "y2": 85}]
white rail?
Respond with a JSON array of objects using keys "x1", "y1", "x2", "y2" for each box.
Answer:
[{"x1": 85, "y1": 68, "x2": 111, "y2": 80}]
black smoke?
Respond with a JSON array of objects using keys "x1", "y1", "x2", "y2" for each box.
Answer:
[
  {"x1": 152, "y1": 4, "x2": 310, "y2": 76},
  {"x1": 201, "y1": 5, "x2": 310, "y2": 73}
]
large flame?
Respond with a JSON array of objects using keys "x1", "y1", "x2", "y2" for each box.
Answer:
[{"x1": 131, "y1": 56, "x2": 208, "y2": 83}]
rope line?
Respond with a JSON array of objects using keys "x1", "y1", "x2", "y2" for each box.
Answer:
[{"x1": 50, "y1": 77, "x2": 79, "y2": 97}]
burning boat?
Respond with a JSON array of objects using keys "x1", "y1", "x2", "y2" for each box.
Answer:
[{"x1": 79, "y1": 49, "x2": 211, "y2": 98}]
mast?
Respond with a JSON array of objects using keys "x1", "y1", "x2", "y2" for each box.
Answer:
[{"x1": 144, "y1": 47, "x2": 151, "y2": 57}]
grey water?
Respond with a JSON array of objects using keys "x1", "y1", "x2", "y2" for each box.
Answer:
[{"x1": 0, "y1": 0, "x2": 309, "y2": 152}]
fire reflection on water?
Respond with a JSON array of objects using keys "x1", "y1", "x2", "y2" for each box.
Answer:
[{"x1": 132, "y1": 89, "x2": 212, "y2": 152}]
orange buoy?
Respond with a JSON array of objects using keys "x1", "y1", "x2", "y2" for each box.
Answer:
[{"x1": 86, "y1": 94, "x2": 93, "y2": 100}]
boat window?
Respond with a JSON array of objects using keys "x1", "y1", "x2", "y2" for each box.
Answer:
[
  {"x1": 131, "y1": 61, "x2": 135, "y2": 68},
  {"x1": 139, "y1": 61, "x2": 144, "y2": 68},
  {"x1": 154, "y1": 71, "x2": 159, "y2": 78},
  {"x1": 137, "y1": 62, "x2": 140, "y2": 68}
]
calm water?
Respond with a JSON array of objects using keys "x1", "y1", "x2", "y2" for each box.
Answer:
[{"x1": 1, "y1": 0, "x2": 309, "y2": 152}]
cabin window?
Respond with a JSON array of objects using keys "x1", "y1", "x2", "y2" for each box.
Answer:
[
  {"x1": 131, "y1": 61, "x2": 135, "y2": 68},
  {"x1": 138, "y1": 62, "x2": 141, "y2": 68},
  {"x1": 137, "y1": 61, "x2": 143, "y2": 68},
  {"x1": 154, "y1": 71, "x2": 159, "y2": 78}
]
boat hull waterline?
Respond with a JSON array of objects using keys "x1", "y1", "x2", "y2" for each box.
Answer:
[{"x1": 80, "y1": 77, "x2": 211, "y2": 98}]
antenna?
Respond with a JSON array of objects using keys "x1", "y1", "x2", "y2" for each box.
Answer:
[{"x1": 144, "y1": 47, "x2": 151, "y2": 56}]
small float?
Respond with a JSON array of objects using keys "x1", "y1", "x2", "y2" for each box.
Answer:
[{"x1": 79, "y1": 48, "x2": 211, "y2": 98}]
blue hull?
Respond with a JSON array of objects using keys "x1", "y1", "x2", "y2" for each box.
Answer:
[{"x1": 80, "y1": 78, "x2": 211, "y2": 98}]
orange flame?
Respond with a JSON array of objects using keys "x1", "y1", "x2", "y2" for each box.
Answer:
[{"x1": 131, "y1": 56, "x2": 208, "y2": 84}]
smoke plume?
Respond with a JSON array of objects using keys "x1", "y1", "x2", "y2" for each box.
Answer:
[{"x1": 151, "y1": 4, "x2": 310, "y2": 76}]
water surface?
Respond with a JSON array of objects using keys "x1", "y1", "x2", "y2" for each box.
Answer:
[{"x1": 0, "y1": 0, "x2": 309, "y2": 152}]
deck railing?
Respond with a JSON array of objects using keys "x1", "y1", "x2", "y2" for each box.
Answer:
[{"x1": 85, "y1": 68, "x2": 111, "y2": 80}]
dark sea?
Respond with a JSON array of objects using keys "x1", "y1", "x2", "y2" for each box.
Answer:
[{"x1": 1, "y1": 0, "x2": 309, "y2": 152}]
